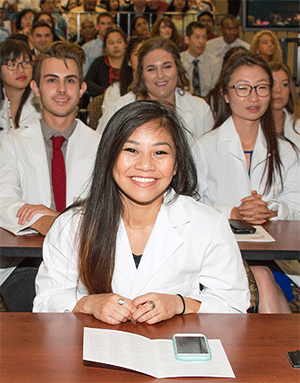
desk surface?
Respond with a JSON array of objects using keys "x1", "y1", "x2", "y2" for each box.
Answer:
[
  {"x1": 0, "y1": 313, "x2": 299, "y2": 383},
  {"x1": 0, "y1": 220, "x2": 299, "y2": 260}
]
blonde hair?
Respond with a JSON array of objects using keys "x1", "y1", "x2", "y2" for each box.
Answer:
[{"x1": 249, "y1": 30, "x2": 282, "y2": 63}]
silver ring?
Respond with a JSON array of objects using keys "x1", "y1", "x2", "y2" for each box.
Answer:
[
  {"x1": 118, "y1": 298, "x2": 125, "y2": 306},
  {"x1": 148, "y1": 300, "x2": 155, "y2": 310}
]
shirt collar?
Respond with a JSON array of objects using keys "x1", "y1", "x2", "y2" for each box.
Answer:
[{"x1": 40, "y1": 117, "x2": 77, "y2": 142}]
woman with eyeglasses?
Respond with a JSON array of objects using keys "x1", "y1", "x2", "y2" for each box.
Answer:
[
  {"x1": 0, "y1": 39, "x2": 41, "y2": 138},
  {"x1": 194, "y1": 51, "x2": 300, "y2": 313}
]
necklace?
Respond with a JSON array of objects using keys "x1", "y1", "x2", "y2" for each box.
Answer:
[{"x1": 125, "y1": 223, "x2": 154, "y2": 230}]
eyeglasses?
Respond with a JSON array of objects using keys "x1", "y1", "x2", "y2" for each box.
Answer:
[
  {"x1": 3, "y1": 60, "x2": 32, "y2": 71},
  {"x1": 227, "y1": 84, "x2": 271, "y2": 97}
]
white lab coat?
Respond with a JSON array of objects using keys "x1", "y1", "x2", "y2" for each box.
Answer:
[
  {"x1": 33, "y1": 192, "x2": 250, "y2": 314},
  {"x1": 193, "y1": 117, "x2": 300, "y2": 220},
  {"x1": 0, "y1": 91, "x2": 42, "y2": 139},
  {"x1": 283, "y1": 109, "x2": 300, "y2": 150},
  {"x1": 96, "y1": 89, "x2": 214, "y2": 139},
  {"x1": 0, "y1": 119, "x2": 100, "y2": 235}
]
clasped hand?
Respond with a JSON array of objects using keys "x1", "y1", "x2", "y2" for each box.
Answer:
[
  {"x1": 233, "y1": 190, "x2": 272, "y2": 224},
  {"x1": 76, "y1": 292, "x2": 184, "y2": 325}
]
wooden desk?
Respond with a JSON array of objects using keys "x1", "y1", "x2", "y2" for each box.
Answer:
[
  {"x1": 239, "y1": 221, "x2": 300, "y2": 261},
  {"x1": 0, "y1": 228, "x2": 43, "y2": 258},
  {"x1": 0, "y1": 221, "x2": 299, "y2": 260},
  {"x1": 0, "y1": 313, "x2": 299, "y2": 382}
]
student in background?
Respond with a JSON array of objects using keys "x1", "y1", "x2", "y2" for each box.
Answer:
[
  {"x1": 131, "y1": 15, "x2": 150, "y2": 38},
  {"x1": 82, "y1": 12, "x2": 113, "y2": 76},
  {"x1": 249, "y1": 30, "x2": 282, "y2": 63},
  {"x1": 102, "y1": 35, "x2": 146, "y2": 113},
  {"x1": 16, "y1": 9, "x2": 36, "y2": 37},
  {"x1": 269, "y1": 61, "x2": 300, "y2": 149},
  {"x1": 73, "y1": 19, "x2": 97, "y2": 46},
  {"x1": 34, "y1": 100, "x2": 250, "y2": 319},
  {"x1": 85, "y1": 27, "x2": 127, "y2": 98},
  {"x1": 150, "y1": 16, "x2": 181, "y2": 49},
  {"x1": 193, "y1": 52, "x2": 300, "y2": 313},
  {"x1": 33, "y1": 12, "x2": 63, "y2": 41},
  {"x1": 166, "y1": 0, "x2": 197, "y2": 37},
  {"x1": 197, "y1": 11, "x2": 218, "y2": 40},
  {"x1": 0, "y1": 41, "x2": 100, "y2": 311},
  {"x1": 0, "y1": 39, "x2": 41, "y2": 138},
  {"x1": 97, "y1": 37, "x2": 214, "y2": 138},
  {"x1": 180, "y1": 21, "x2": 221, "y2": 97},
  {"x1": 30, "y1": 21, "x2": 53, "y2": 56},
  {"x1": 206, "y1": 14, "x2": 249, "y2": 61}
]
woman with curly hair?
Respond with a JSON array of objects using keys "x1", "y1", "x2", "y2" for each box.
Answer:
[
  {"x1": 249, "y1": 30, "x2": 282, "y2": 63},
  {"x1": 97, "y1": 37, "x2": 213, "y2": 138},
  {"x1": 150, "y1": 16, "x2": 181, "y2": 48}
]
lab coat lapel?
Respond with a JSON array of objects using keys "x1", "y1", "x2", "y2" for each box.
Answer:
[
  {"x1": 251, "y1": 126, "x2": 269, "y2": 172},
  {"x1": 220, "y1": 117, "x2": 246, "y2": 162},
  {"x1": 175, "y1": 90, "x2": 194, "y2": 132},
  {"x1": 128, "y1": 196, "x2": 188, "y2": 297},
  {"x1": 22, "y1": 122, "x2": 51, "y2": 202}
]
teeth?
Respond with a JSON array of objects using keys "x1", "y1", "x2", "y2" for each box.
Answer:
[{"x1": 132, "y1": 177, "x2": 155, "y2": 183}]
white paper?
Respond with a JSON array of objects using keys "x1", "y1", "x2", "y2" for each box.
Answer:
[
  {"x1": 234, "y1": 225, "x2": 275, "y2": 242},
  {"x1": 83, "y1": 328, "x2": 235, "y2": 379}
]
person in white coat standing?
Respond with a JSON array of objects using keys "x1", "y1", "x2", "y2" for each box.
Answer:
[
  {"x1": 194, "y1": 51, "x2": 300, "y2": 313},
  {"x1": 0, "y1": 41, "x2": 100, "y2": 311},
  {"x1": 34, "y1": 101, "x2": 250, "y2": 321},
  {"x1": 97, "y1": 37, "x2": 214, "y2": 139}
]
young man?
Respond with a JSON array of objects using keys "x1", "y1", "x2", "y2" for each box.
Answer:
[
  {"x1": 82, "y1": 12, "x2": 113, "y2": 76},
  {"x1": 30, "y1": 21, "x2": 53, "y2": 56},
  {"x1": 181, "y1": 22, "x2": 221, "y2": 97},
  {"x1": 0, "y1": 41, "x2": 100, "y2": 311},
  {"x1": 206, "y1": 15, "x2": 249, "y2": 61}
]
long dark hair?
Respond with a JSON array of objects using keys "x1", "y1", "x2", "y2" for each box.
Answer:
[
  {"x1": 33, "y1": 12, "x2": 61, "y2": 41},
  {"x1": 119, "y1": 36, "x2": 146, "y2": 96},
  {"x1": 214, "y1": 51, "x2": 282, "y2": 194},
  {"x1": 78, "y1": 100, "x2": 198, "y2": 294},
  {"x1": 167, "y1": 0, "x2": 189, "y2": 13},
  {"x1": 0, "y1": 39, "x2": 33, "y2": 128}
]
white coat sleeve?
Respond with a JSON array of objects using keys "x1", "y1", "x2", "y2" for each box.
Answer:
[
  {"x1": 192, "y1": 139, "x2": 235, "y2": 218},
  {"x1": 33, "y1": 211, "x2": 88, "y2": 313},
  {"x1": 267, "y1": 144, "x2": 300, "y2": 220},
  {"x1": 187, "y1": 213, "x2": 250, "y2": 313},
  {"x1": 0, "y1": 133, "x2": 44, "y2": 234},
  {"x1": 96, "y1": 101, "x2": 119, "y2": 135}
]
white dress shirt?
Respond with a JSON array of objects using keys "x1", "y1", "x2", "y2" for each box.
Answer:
[
  {"x1": 180, "y1": 50, "x2": 222, "y2": 97},
  {"x1": 33, "y1": 191, "x2": 250, "y2": 314},
  {"x1": 206, "y1": 36, "x2": 250, "y2": 61}
]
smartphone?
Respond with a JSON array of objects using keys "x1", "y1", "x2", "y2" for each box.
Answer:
[
  {"x1": 172, "y1": 333, "x2": 212, "y2": 361},
  {"x1": 287, "y1": 350, "x2": 300, "y2": 368},
  {"x1": 229, "y1": 219, "x2": 256, "y2": 234}
]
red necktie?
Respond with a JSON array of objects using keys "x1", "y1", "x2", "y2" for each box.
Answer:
[{"x1": 51, "y1": 136, "x2": 66, "y2": 212}]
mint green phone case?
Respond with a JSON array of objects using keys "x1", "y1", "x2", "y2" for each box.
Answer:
[{"x1": 172, "y1": 334, "x2": 212, "y2": 361}]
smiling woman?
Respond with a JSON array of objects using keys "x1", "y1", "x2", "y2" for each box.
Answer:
[
  {"x1": 193, "y1": 51, "x2": 300, "y2": 313},
  {"x1": 97, "y1": 37, "x2": 214, "y2": 139},
  {"x1": 33, "y1": 100, "x2": 250, "y2": 322},
  {"x1": 0, "y1": 39, "x2": 41, "y2": 137}
]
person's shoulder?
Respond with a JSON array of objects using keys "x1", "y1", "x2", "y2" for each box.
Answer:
[
  {"x1": 174, "y1": 194, "x2": 226, "y2": 226},
  {"x1": 206, "y1": 36, "x2": 223, "y2": 47},
  {"x1": 11, "y1": 120, "x2": 42, "y2": 137},
  {"x1": 83, "y1": 38, "x2": 101, "y2": 51},
  {"x1": 75, "y1": 119, "x2": 100, "y2": 138},
  {"x1": 203, "y1": 50, "x2": 221, "y2": 64}
]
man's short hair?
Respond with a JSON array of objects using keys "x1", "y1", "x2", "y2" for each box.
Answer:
[
  {"x1": 197, "y1": 11, "x2": 214, "y2": 21},
  {"x1": 186, "y1": 21, "x2": 207, "y2": 38},
  {"x1": 31, "y1": 20, "x2": 53, "y2": 35},
  {"x1": 96, "y1": 12, "x2": 114, "y2": 24},
  {"x1": 220, "y1": 14, "x2": 239, "y2": 28},
  {"x1": 33, "y1": 41, "x2": 86, "y2": 86}
]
